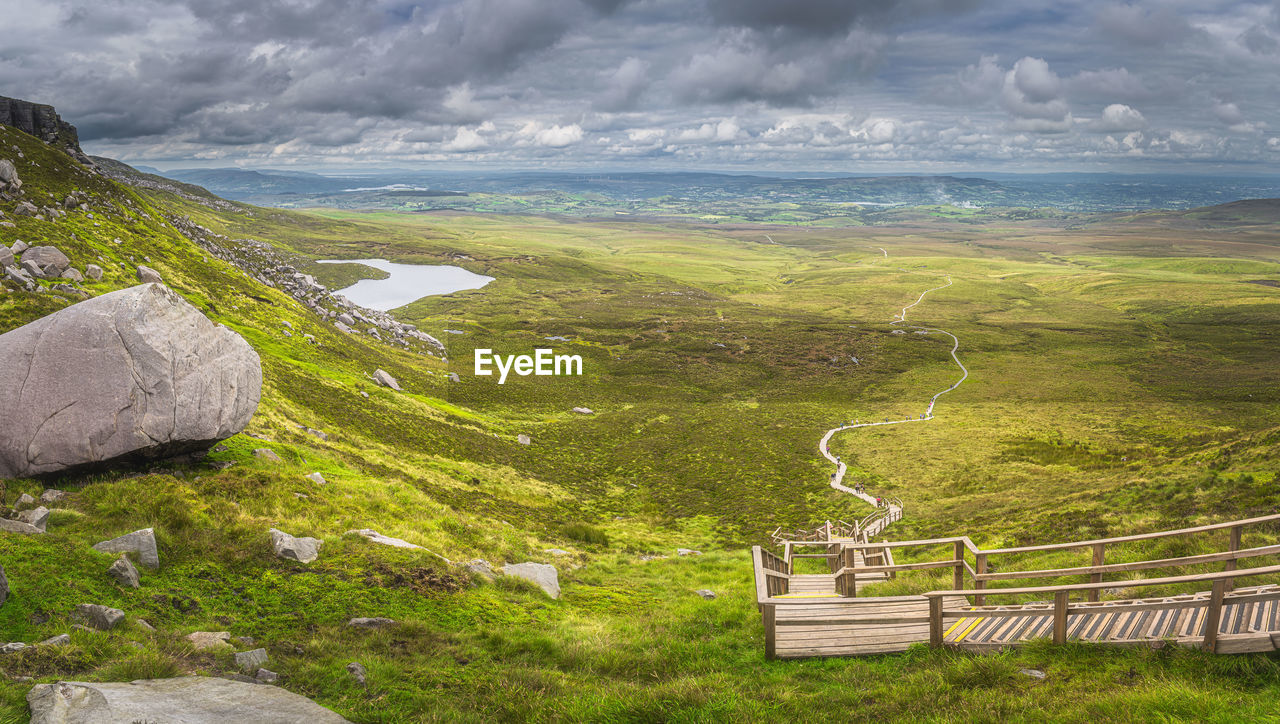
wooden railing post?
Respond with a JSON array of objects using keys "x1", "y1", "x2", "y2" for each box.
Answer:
[
  {"x1": 1053, "y1": 591, "x2": 1069, "y2": 644},
  {"x1": 1088, "y1": 543, "x2": 1106, "y2": 602},
  {"x1": 763, "y1": 604, "x2": 777, "y2": 660},
  {"x1": 974, "y1": 553, "x2": 988, "y2": 606},
  {"x1": 1225, "y1": 525, "x2": 1242, "y2": 592},
  {"x1": 953, "y1": 540, "x2": 965, "y2": 591},
  {"x1": 1202, "y1": 579, "x2": 1226, "y2": 653},
  {"x1": 929, "y1": 596, "x2": 943, "y2": 648}
]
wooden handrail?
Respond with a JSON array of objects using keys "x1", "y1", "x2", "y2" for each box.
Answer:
[
  {"x1": 975, "y1": 543, "x2": 1280, "y2": 582},
  {"x1": 979, "y1": 513, "x2": 1280, "y2": 555},
  {"x1": 923, "y1": 562, "x2": 1280, "y2": 599}
]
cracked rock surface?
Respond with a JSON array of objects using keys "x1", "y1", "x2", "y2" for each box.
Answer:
[{"x1": 0, "y1": 283, "x2": 262, "y2": 478}]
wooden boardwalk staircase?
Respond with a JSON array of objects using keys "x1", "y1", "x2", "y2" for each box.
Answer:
[{"x1": 754, "y1": 513, "x2": 1280, "y2": 659}]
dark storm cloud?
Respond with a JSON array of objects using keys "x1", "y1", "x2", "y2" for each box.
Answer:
[{"x1": 1, "y1": 0, "x2": 1275, "y2": 169}]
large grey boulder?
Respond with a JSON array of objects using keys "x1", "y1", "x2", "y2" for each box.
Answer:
[
  {"x1": 92, "y1": 528, "x2": 159, "y2": 569},
  {"x1": 136, "y1": 265, "x2": 163, "y2": 284},
  {"x1": 0, "y1": 159, "x2": 17, "y2": 188},
  {"x1": 0, "y1": 246, "x2": 11, "y2": 269},
  {"x1": 501, "y1": 562, "x2": 560, "y2": 598},
  {"x1": 0, "y1": 518, "x2": 44, "y2": 535},
  {"x1": 270, "y1": 528, "x2": 321, "y2": 564},
  {"x1": 26, "y1": 677, "x2": 352, "y2": 723},
  {"x1": 15, "y1": 506, "x2": 49, "y2": 531},
  {"x1": 373, "y1": 369, "x2": 401, "y2": 391},
  {"x1": 0, "y1": 284, "x2": 262, "y2": 478},
  {"x1": 75, "y1": 603, "x2": 125, "y2": 630},
  {"x1": 235, "y1": 648, "x2": 268, "y2": 673}
]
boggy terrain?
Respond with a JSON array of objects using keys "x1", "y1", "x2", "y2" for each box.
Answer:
[{"x1": 2, "y1": 120, "x2": 1280, "y2": 720}]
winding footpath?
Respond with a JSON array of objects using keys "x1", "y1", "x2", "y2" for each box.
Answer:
[{"x1": 819, "y1": 254, "x2": 970, "y2": 521}]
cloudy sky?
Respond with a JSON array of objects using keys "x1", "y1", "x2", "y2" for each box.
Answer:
[{"x1": 4, "y1": 0, "x2": 1280, "y2": 171}]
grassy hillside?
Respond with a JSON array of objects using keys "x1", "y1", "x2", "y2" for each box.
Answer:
[{"x1": 2, "y1": 127, "x2": 1280, "y2": 721}]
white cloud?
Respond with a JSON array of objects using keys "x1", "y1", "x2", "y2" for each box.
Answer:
[
  {"x1": 1088, "y1": 103, "x2": 1147, "y2": 133},
  {"x1": 443, "y1": 124, "x2": 490, "y2": 151},
  {"x1": 534, "y1": 123, "x2": 584, "y2": 147}
]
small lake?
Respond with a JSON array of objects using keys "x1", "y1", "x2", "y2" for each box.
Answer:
[{"x1": 317, "y1": 258, "x2": 494, "y2": 311}]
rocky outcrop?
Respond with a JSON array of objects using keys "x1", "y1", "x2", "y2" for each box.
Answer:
[
  {"x1": 26, "y1": 677, "x2": 352, "y2": 723},
  {"x1": 0, "y1": 96, "x2": 90, "y2": 164},
  {"x1": 0, "y1": 284, "x2": 262, "y2": 478},
  {"x1": 92, "y1": 528, "x2": 159, "y2": 569},
  {"x1": 270, "y1": 528, "x2": 321, "y2": 563},
  {"x1": 502, "y1": 562, "x2": 560, "y2": 598}
]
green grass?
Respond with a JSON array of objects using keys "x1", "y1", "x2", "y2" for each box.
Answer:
[{"x1": 3, "y1": 127, "x2": 1280, "y2": 720}]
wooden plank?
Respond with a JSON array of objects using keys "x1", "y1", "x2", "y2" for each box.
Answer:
[
  {"x1": 980, "y1": 513, "x2": 1280, "y2": 555},
  {"x1": 1203, "y1": 580, "x2": 1227, "y2": 652},
  {"x1": 763, "y1": 604, "x2": 776, "y2": 660},
  {"x1": 926, "y1": 561, "x2": 1280, "y2": 598},
  {"x1": 1089, "y1": 543, "x2": 1106, "y2": 602},
  {"x1": 1225, "y1": 525, "x2": 1242, "y2": 593},
  {"x1": 975, "y1": 543, "x2": 1280, "y2": 583},
  {"x1": 1053, "y1": 591, "x2": 1069, "y2": 644}
]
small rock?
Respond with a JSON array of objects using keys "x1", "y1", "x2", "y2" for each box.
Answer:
[
  {"x1": 14, "y1": 493, "x2": 36, "y2": 510},
  {"x1": 304, "y1": 427, "x2": 328, "y2": 441},
  {"x1": 256, "y1": 668, "x2": 279, "y2": 684},
  {"x1": 373, "y1": 369, "x2": 401, "y2": 391},
  {"x1": 346, "y1": 529, "x2": 421, "y2": 549},
  {"x1": 85, "y1": 263, "x2": 103, "y2": 281},
  {"x1": 2, "y1": 642, "x2": 27, "y2": 654},
  {"x1": 346, "y1": 662, "x2": 368, "y2": 688},
  {"x1": 235, "y1": 648, "x2": 269, "y2": 673},
  {"x1": 1020, "y1": 668, "x2": 1047, "y2": 680},
  {"x1": 236, "y1": 636, "x2": 255, "y2": 646},
  {"x1": 517, "y1": 434, "x2": 531, "y2": 446},
  {"x1": 136, "y1": 619, "x2": 156, "y2": 632},
  {"x1": 92, "y1": 528, "x2": 160, "y2": 569},
  {"x1": 186, "y1": 631, "x2": 232, "y2": 650},
  {"x1": 39, "y1": 634, "x2": 70, "y2": 647},
  {"x1": 38, "y1": 489, "x2": 66, "y2": 504},
  {"x1": 107, "y1": 555, "x2": 141, "y2": 588},
  {"x1": 270, "y1": 528, "x2": 322, "y2": 563},
  {"x1": 306, "y1": 472, "x2": 326, "y2": 485},
  {"x1": 75, "y1": 603, "x2": 125, "y2": 630},
  {"x1": 448, "y1": 372, "x2": 460, "y2": 382},
  {"x1": 695, "y1": 589, "x2": 717, "y2": 600},
  {"x1": 136, "y1": 265, "x2": 163, "y2": 283},
  {"x1": 62, "y1": 267, "x2": 84, "y2": 283},
  {"x1": 16, "y1": 506, "x2": 50, "y2": 531},
  {"x1": 347, "y1": 617, "x2": 395, "y2": 629},
  {"x1": 572, "y1": 407, "x2": 594, "y2": 414},
  {"x1": 677, "y1": 548, "x2": 702, "y2": 556},
  {"x1": 544, "y1": 548, "x2": 571, "y2": 556},
  {"x1": 466, "y1": 559, "x2": 496, "y2": 581},
  {"x1": 253, "y1": 448, "x2": 283, "y2": 463},
  {"x1": 11, "y1": 240, "x2": 29, "y2": 254},
  {"x1": 501, "y1": 562, "x2": 560, "y2": 598},
  {"x1": 0, "y1": 518, "x2": 44, "y2": 535}
]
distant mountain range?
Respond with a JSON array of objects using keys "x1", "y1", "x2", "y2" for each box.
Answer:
[{"x1": 149, "y1": 167, "x2": 1280, "y2": 213}]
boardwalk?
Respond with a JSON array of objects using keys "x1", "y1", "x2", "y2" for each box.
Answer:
[{"x1": 754, "y1": 514, "x2": 1280, "y2": 659}]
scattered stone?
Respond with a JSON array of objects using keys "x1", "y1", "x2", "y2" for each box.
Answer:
[
  {"x1": 256, "y1": 668, "x2": 279, "y2": 684},
  {"x1": 22, "y1": 246, "x2": 71, "y2": 276},
  {"x1": 572, "y1": 407, "x2": 594, "y2": 414},
  {"x1": 544, "y1": 548, "x2": 571, "y2": 556},
  {"x1": 253, "y1": 448, "x2": 283, "y2": 463},
  {"x1": 61, "y1": 267, "x2": 84, "y2": 283},
  {"x1": 1020, "y1": 668, "x2": 1047, "y2": 680},
  {"x1": 677, "y1": 548, "x2": 702, "y2": 556},
  {"x1": 39, "y1": 489, "x2": 65, "y2": 504},
  {"x1": 346, "y1": 662, "x2": 368, "y2": 688},
  {"x1": 448, "y1": 372, "x2": 460, "y2": 382},
  {"x1": 0, "y1": 284, "x2": 262, "y2": 479},
  {"x1": 0, "y1": 518, "x2": 44, "y2": 535},
  {"x1": 92, "y1": 528, "x2": 160, "y2": 569},
  {"x1": 303, "y1": 427, "x2": 328, "y2": 441},
  {"x1": 373, "y1": 369, "x2": 401, "y2": 391},
  {"x1": 135, "y1": 619, "x2": 156, "y2": 632},
  {"x1": 517, "y1": 434, "x2": 531, "y2": 446},
  {"x1": 306, "y1": 472, "x2": 326, "y2": 485},
  {"x1": 270, "y1": 528, "x2": 322, "y2": 564},
  {"x1": 75, "y1": 603, "x2": 125, "y2": 631},
  {"x1": 39, "y1": 634, "x2": 70, "y2": 647},
  {"x1": 2, "y1": 642, "x2": 27, "y2": 654},
  {"x1": 107, "y1": 555, "x2": 140, "y2": 588},
  {"x1": 12, "y1": 201, "x2": 37, "y2": 217},
  {"x1": 501, "y1": 562, "x2": 560, "y2": 599},
  {"x1": 14, "y1": 493, "x2": 35, "y2": 510},
  {"x1": 235, "y1": 648, "x2": 269, "y2": 673},
  {"x1": 346, "y1": 529, "x2": 422, "y2": 550},
  {"x1": 695, "y1": 589, "x2": 717, "y2": 600},
  {"x1": 347, "y1": 617, "x2": 395, "y2": 629},
  {"x1": 466, "y1": 559, "x2": 496, "y2": 581},
  {"x1": 84, "y1": 263, "x2": 103, "y2": 281},
  {"x1": 185, "y1": 631, "x2": 232, "y2": 651},
  {"x1": 10, "y1": 240, "x2": 29, "y2": 254},
  {"x1": 0, "y1": 159, "x2": 17, "y2": 188},
  {"x1": 136, "y1": 264, "x2": 163, "y2": 283},
  {"x1": 26, "y1": 677, "x2": 352, "y2": 723},
  {"x1": 337, "y1": 313, "x2": 356, "y2": 327},
  {"x1": 70, "y1": 624, "x2": 94, "y2": 634},
  {"x1": 0, "y1": 247, "x2": 11, "y2": 269},
  {"x1": 236, "y1": 636, "x2": 255, "y2": 646},
  {"x1": 15, "y1": 506, "x2": 49, "y2": 531},
  {"x1": 638, "y1": 554, "x2": 669, "y2": 562}
]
